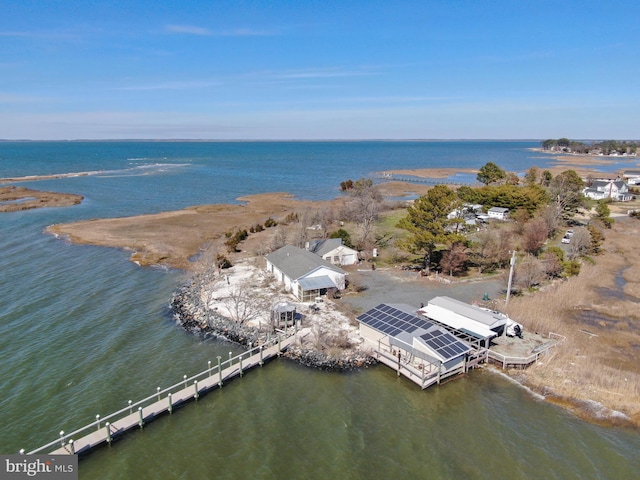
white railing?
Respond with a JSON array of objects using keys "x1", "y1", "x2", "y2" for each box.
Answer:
[
  {"x1": 24, "y1": 334, "x2": 288, "y2": 455},
  {"x1": 488, "y1": 332, "x2": 565, "y2": 369}
]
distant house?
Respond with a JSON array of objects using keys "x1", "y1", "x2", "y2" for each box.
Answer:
[
  {"x1": 623, "y1": 170, "x2": 640, "y2": 186},
  {"x1": 307, "y1": 238, "x2": 359, "y2": 266},
  {"x1": 265, "y1": 245, "x2": 347, "y2": 301},
  {"x1": 583, "y1": 179, "x2": 633, "y2": 201},
  {"x1": 487, "y1": 207, "x2": 509, "y2": 220}
]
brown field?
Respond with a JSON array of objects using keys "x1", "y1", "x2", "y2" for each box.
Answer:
[{"x1": 379, "y1": 167, "x2": 478, "y2": 178}]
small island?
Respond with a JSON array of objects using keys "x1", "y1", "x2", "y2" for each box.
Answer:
[{"x1": 0, "y1": 186, "x2": 83, "y2": 213}]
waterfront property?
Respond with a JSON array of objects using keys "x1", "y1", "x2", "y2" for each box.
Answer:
[
  {"x1": 265, "y1": 244, "x2": 347, "y2": 301},
  {"x1": 357, "y1": 303, "x2": 486, "y2": 389},
  {"x1": 583, "y1": 179, "x2": 633, "y2": 201},
  {"x1": 418, "y1": 296, "x2": 508, "y2": 345},
  {"x1": 307, "y1": 238, "x2": 359, "y2": 266}
]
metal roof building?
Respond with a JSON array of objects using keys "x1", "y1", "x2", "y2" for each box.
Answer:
[{"x1": 357, "y1": 303, "x2": 483, "y2": 389}]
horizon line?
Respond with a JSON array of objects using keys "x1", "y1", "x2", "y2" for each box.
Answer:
[{"x1": 0, "y1": 138, "x2": 618, "y2": 143}]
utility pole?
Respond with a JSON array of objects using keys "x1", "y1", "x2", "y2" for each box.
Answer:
[{"x1": 505, "y1": 250, "x2": 516, "y2": 305}]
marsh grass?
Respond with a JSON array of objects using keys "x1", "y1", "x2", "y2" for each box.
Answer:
[{"x1": 504, "y1": 218, "x2": 640, "y2": 426}]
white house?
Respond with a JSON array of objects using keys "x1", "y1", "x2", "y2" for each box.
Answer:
[
  {"x1": 583, "y1": 179, "x2": 633, "y2": 201},
  {"x1": 487, "y1": 207, "x2": 509, "y2": 220},
  {"x1": 265, "y1": 245, "x2": 347, "y2": 301},
  {"x1": 307, "y1": 238, "x2": 359, "y2": 266},
  {"x1": 623, "y1": 170, "x2": 640, "y2": 186}
]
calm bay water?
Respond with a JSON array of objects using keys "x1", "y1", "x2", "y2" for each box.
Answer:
[{"x1": 1, "y1": 141, "x2": 638, "y2": 479}]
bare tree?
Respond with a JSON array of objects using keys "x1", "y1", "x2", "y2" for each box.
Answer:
[
  {"x1": 514, "y1": 254, "x2": 544, "y2": 290},
  {"x1": 440, "y1": 241, "x2": 467, "y2": 277},
  {"x1": 539, "y1": 250, "x2": 563, "y2": 279},
  {"x1": 271, "y1": 226, "x2": 289, "y2": 251},
  {"x1": 539, "y1": 204, "x2": 560, "y2": 238},
  {"x1": 521, "y1": 217, "x2": 549, "y2": 255},
  {"x1": 469, "y1": 228, "x2": 513, "y2": 273},
  {"x1": 567, "y1": 227, "x2": 591, "y2": 259},
  {"x1": 342, "y1": 178, "x2": 383, "y2": 249},
  {"x1": 222, "y1": 285, "x2": 267, "y2": 325}
]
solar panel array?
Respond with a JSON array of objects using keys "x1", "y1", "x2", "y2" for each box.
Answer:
[
  {"x1": 419, "y1": 330, "x2": 469, "y2": 360},
  {"x1": 357, "y1": 304, "x2": 431, "y2": 337}
]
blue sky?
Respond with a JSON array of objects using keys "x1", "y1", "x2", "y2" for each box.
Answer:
[{"x1": 1, "y1": 0, "x2": 639, "y2": 140}]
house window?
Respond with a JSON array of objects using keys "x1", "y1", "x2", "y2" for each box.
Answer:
[{"x1": 333, "y1": 255, "x2": 340, "y2": 263}]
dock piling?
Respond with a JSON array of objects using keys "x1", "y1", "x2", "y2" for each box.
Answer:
[{"x1": 28, "y1": 333, "x2": 296, "y2": 456}]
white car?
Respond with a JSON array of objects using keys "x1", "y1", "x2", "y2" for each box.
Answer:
[{"x1": 561, "y1": 236, "x2": 571, "y2": 244}]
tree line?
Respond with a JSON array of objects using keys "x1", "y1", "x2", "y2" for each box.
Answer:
[
  {"x1": 541, "y1": 138, "x2": 638, "y2": 155},
  {"x1": 395, "y1": 162, "x2": 613, "y2": 293}
]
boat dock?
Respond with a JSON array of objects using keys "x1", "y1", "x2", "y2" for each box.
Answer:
[
  {"x1": 24, "y1": 333, "x2": 296, "y2": 456},
  {"x1": 371, "y1": 339, "x2": 488, "y2": 389}
]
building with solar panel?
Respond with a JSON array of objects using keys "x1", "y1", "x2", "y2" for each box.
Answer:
[
  {"x1": 265, "y1": 245, "x2": 347, "y2": 302},
  {"x1": 419, "y1": 296, "x2": 509, "y2": 345},
  {"x1": 357, "y1": 303, "x2": 487, "y2": 389}
]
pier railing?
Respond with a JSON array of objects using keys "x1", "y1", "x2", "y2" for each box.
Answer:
[
  {"x1": 24, "y1": 333, "x2": 292, "y2": 455},
  {"x1": 488, "y1": 332, "x2": 566, "y2": 369}
]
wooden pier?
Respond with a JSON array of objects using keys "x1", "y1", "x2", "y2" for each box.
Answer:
[
  {"x1": 24, "y1": 333, "x2": 296, "y2": 456},
  {"x1": 371, "y1": 341, "x2": 488, "y2": 390}
]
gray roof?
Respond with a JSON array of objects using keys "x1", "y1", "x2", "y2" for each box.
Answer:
[
  {"x1": 298, "y1": 275, "x2": 338, "y2": 290},
  {"x1": 308, "y1": 238, "x2": 344, "y2": 256},
  {"x1": 592, "y1": 180, "x2": 626, "y2": 189},
  {"x1": 265, "y1": 244, "x2": 345, "y2": 280},
  {"x1": 488, "y1": 207, "x2": 509, "y2": 213}
]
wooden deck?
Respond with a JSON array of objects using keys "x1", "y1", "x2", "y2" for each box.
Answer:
[
  {"x1": 372, "y1": 346, "x2": 488, "y2": 390},
  {"x1": 42, "y1": 335, "x2": 296, "y2": 456}
]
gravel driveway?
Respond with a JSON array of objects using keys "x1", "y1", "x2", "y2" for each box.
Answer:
[{"x1": 338, "y1": 267, "x2": 505, "y2": 314}]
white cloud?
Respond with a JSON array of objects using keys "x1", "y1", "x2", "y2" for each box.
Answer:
[
  {"x1": 164, "y1": 25, "x2": 275, "y2": 37},
  {"x1": 114, "y1": 80, "x2": 221, "y2": 91},
  {"x1": 165, "y1": 24, "x2": 212, "y2": 36}
]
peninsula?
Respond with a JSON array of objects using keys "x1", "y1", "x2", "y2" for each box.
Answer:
[{"x1": 44, "y1": 173, "x2": 640, "y2": 429}]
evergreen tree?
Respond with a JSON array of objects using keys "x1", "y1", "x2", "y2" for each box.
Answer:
[{"x1": 398, "y1": 185, "x2": 464, "y2": 274}]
